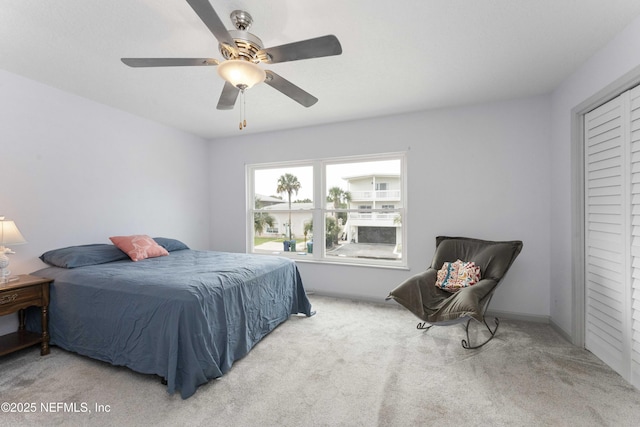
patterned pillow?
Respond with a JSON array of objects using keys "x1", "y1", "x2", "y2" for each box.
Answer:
[
  {"x1": 435, "y1": 260, "x2": 481, "y2": 292},
  {"x1": 109, "y1": 235, "x2": 169, "y2": 262}
]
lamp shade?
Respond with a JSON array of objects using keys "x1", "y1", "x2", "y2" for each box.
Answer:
[
  {"x1": 217, "y1": 60, "x2": 266, "y2": 89},
  {"x1": 0, "y1": 218, "x2": 27, "y2": 246}
]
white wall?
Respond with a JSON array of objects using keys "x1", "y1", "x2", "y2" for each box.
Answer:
[
  {"x1": 209, "y1": 95, "x2": 551, "y2": 318},
  {"x1": 0, "y1": 70, "x2": 211, "y2": 334},
  {"x1": 9, "y1": 10, "x2": 640, "y2": 345},
  {"x1": 550, "y1": 15, "x2": 640, "y2": 338}
]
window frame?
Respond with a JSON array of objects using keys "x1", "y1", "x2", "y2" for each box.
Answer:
[{"x1": 246, "y1": 152, "x2": 407, "y2": 268}]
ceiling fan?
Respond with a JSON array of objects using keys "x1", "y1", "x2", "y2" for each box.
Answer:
[{"x1": 121, "y1": 0, "x2": 342, "y2": 129}]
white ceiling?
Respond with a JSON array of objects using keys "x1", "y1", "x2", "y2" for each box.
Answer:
[{"x1": 2, "y1": 0, "x2": 640, "y2": 139}]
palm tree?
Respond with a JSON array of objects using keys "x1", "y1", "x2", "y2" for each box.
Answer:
[
  {"x1": 327, "y1": 186, "x2": 351, "y2": 209},
  {"x1": 327, "y1": 186, "x2": 351, "y2": 225},
  {"x1": 277, "y1": 173, "x2": 301, "y2": 240}
]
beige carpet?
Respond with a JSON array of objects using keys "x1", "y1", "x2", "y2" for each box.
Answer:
[{"x1": 2, "y1": 295, "x2": 640, "y2": 426}]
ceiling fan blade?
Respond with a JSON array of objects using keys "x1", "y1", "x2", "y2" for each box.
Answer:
[
  {"x1": 185, "y1": 0, "x2": 237, "y2": 49},
  {"x1": 121, "y1": 58, "x2": 219, "y2": 67},
  {"x1": 264, "y1": 70, "x2": 318, "y2": 107},
  {"x1": 258, "y1": 35, "x2": 342, "y2": 64},
  {"x1": 217, "y1": 81, "x2": 240, "y2": 110}
]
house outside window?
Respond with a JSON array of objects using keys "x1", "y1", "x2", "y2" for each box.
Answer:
[{"x1": 247, "y1": 153, "x2": 406, "y2": 267}]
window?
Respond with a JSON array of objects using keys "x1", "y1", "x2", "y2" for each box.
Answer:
[{"x1": 247, "y1": 153, "x2": 406, "y2": 267}]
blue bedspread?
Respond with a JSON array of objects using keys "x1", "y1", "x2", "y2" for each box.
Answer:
[{"x1": 28, "y1": 250, "x2": 312, "y2": 398}]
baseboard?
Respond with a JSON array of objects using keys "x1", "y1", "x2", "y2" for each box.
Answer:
[
  {"x1": 306, "y1": 290, "x2": 402, "y2": 308},
  {"x1": 486, "y1": 309, "x2": 549, "y2": 324},
  {"x1": 549, "y1": 318, "x2": 574, "y2": 344},
  {"x1": 308, "y1": 290, "x2": 552, "y2": 320}
]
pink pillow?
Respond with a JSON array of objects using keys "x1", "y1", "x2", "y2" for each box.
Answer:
[{"x1": 109, "y1": 235, "x2": 169, "y2": 261}]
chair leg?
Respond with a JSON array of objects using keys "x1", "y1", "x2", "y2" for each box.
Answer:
[
  {"x1": 416, "y1": 322, "x2": 434, "y2": 331},
  {"x1": 461, "y1": 317, "x2": 500, "y2": 349}
]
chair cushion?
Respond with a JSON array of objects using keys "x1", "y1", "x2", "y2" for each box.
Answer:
[
  {"x1": 387, "y1": 236, "x2": 522, "y2": 324},
  {"x1": 435, "y1": 260, "x2": 481, "y2": 292},
  {"x1": 388, "y1": 269, "x2": 498, "y2": 323}
]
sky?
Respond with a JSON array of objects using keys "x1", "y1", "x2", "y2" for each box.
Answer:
[{"x1": 253, "y1": 159, "x2": 400, "y2": 202}]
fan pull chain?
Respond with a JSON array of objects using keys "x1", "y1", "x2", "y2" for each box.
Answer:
[
  {"x1": 238, "y1": 89, "x2": 247, "y2": 130},
  {"x1": 238, "y1": 89, "x2": 243, "y2": 130},
  {"x1": 243, "y1": 89, "x2": 247, "y2": 128}
]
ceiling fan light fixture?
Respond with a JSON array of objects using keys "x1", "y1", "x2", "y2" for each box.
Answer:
[{"x1": 217, "y1": 59, "x2": 266, "y2": 90}]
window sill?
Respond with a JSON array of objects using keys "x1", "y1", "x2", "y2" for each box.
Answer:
[{"x1": 253, "y1": 251, "x2": 409, "y2": 270}]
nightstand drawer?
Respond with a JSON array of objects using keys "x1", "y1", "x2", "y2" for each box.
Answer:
[{"x1": 0, "y1": 286, "x2": 42, "y2": 314}]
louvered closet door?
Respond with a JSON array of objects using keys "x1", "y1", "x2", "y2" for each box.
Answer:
[
  {"x1": 584, "y1": 92, "x2": 631, "y2": 379},
  {"x1": 629, "y1": 85, "x2": 640, "y2": 387}
]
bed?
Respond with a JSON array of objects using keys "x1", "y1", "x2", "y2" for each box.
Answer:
[{"x1": 26, "y1": 237, "x2": 313, "y2": 399}]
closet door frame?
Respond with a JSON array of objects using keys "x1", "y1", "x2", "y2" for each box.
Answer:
[{"x1": 572, "y1": 66, "x2": 640, "y2": 350}]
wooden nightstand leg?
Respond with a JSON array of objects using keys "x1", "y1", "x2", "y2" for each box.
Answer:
[
  {"x1": 41, "y1": 305, "x2": 49, "y2": 355},
  {"x1": 18, "y1": 308, "x2": 25, "y2": 331}
]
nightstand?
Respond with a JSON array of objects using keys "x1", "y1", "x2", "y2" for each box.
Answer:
[{"x1": 0, "y1": 274, "x2": 52, "y2": 356}]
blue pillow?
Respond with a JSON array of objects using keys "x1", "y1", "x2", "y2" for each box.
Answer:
[
  {"x1": 153, "y1": 237, "x2": 190, "y2": 252},
  {"x1": 40, "y1": 244, "x2": 130, "y2": 268}
]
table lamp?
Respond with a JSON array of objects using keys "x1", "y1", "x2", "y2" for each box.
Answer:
[{"x1": 0, "y1": 216, "x2": 27, "y2": 283}]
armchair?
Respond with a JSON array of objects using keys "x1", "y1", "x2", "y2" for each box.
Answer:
[{"x1": 386, "y1": 236, "x2": 523, "y2": 349}]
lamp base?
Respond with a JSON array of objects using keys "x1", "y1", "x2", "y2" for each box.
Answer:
[
  {"x1": 0, "y1": 254, "x2": 9, "y2": 281},
  {"x1": 0, "y1": 251, "x2": 19, "y2": 285}
]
